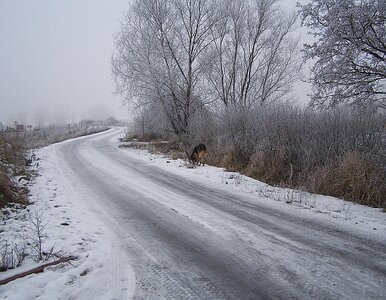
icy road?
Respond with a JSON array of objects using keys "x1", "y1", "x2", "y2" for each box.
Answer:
[{"x1": 39, "y1": 128, "x2": 386, "y2": 299}]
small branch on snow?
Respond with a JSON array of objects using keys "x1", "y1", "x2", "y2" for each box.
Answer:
[{"x1": 0, "y1": 255, "x2": 77, "y2": 286}]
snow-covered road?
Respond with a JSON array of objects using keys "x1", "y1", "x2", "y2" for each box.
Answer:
[
  {"x1": 2, "y1": 127, "x2": 385, "y2": 299},
  {"x1": 54, "y1": 128, "x2": 386, "y2": 299}
]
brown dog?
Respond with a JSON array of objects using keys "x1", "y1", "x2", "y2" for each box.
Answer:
[{"x1": 186, "y1": 144, "x2": 208, "y2": 166}]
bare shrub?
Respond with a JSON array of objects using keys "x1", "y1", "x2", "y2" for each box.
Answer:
[
  {"x1": 24, "y1": 210, "x2": 59, "y2": 262},
  {"x1": 0, "y1": 209, "x2": 63, "y2": 272},
  {"x1": 125, "y1": 99, "x2": 386, "y2": 209},
  {"x1": 216, "y1": 105, "x2": 385, "y2": 208},
  {"x1": 0, "y1": 240, "x2": 27, "y2": 271}
]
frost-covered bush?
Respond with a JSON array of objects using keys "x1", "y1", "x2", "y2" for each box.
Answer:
[
  {"x1": 134, "y1": 101, "x2": 386, "y2": 208},
  {"x1": 0, "y1": 240, "x2": 27, "y2": 271},
  {"x1": 213, "y1": 103, "x2": 386, "y2": 208}
]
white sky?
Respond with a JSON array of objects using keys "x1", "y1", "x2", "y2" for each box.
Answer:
[
  {"x1": 0, "y1": 0, "x2": 130, "y2": 125},
  {"x1": 0, "y1": 0, "x2": 311, "y2": 126}
]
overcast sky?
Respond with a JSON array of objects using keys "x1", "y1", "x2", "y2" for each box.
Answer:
[
  {"x1": 0, "y1": 0, "x2": 130, "y2": 125},
  {"x1": 0, "y1": 0, "x2": 310, "y2": 126}
]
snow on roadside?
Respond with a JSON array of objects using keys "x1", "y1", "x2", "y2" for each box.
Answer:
[
  {"x1": 0, "y1": 137, "x2": 135, "y2": 300},
  {"x1": 116, "y1": 139, "x2": 386, "y2": 242},
  {"x1": 1, "y1": 129, "x2": 384, "y2": 299}
]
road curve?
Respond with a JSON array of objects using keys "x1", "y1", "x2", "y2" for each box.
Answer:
[{"x1": 56, "y1": 128, "x2": 386, "y2": 299}]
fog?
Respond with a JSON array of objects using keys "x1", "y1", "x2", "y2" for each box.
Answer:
[
  {"x1": 0, "y1": 0, "x2": 310, "y2": 127},
  {"x1": 0, "y1": 0, "x2": 130, "y2": 126}
]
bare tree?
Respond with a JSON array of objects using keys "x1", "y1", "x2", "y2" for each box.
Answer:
[
  {"x1": 205, "y1": 0, "x2": 300, "y2": 108},
  {"x1": 299, "y1": 0, "x2": 386, "y2": 109},
  {"x1": 112, "y1": 0, "x2": 218, "y2": 135}
]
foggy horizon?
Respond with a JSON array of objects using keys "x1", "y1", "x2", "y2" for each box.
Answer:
[
  {"x1": 0, "y1": 0, "x2": 309, "y2": 127},
  {"x1": 0, "y1": 0, "x2": 130, "y2": 127}
]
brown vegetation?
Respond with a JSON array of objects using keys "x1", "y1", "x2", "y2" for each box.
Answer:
[
  {"x1": 0, "y1": 127, "x2": 109, "y2": 208},
  {"x1": 127, "y1": 104, "x2": 386, "y2": 210},
  {"x1": 312, "y1": 153, "x2": 386, "y2": 209},
  {"x1": 0, "y1": 133, "x2": 29, "y2": 207}
]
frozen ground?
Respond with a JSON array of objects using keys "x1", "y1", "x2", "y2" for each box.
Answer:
[
  {"x1": 120, "y1": 141, "x2": 386, "y2": 239},
  {"x1": 0, "y1": 127, "x2": 385, "y2": 299},
  {"x1": 0, "y1": 130, "x2": 135, "y2": 300}
]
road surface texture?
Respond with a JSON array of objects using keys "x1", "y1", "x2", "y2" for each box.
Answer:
[{"x1": 56, "y1": 128, "x2": 386, "y2": 299}]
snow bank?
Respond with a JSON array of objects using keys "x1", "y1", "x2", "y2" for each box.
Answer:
[
  {"x1": 117, "y1": 139, "x2": 386, "y2": 242},
  {"x1": 0, "y1": 133, "x2": 135, "y2": 300}
]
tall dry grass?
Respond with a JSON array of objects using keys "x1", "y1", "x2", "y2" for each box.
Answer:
[
  {"x1": 0, "y1": 133, "x2": 28, "y2": 207},
  {"x1": 130, "y1": 103, "x2": 386, "y2": 210},
  {"x1": 314, "y1": 152, "x2": 386, "y2": 209}
]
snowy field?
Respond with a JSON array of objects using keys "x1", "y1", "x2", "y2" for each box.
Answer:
[{"x1": 0, "y1": 128, "x2": 385, "y2": 299}]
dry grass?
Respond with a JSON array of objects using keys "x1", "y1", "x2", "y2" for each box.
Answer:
[
  {"x1": 244, "y1": 148, "x2": 386, "y2": 210},
  {"x1": 122, "y1": 130, "x2": 386, "y2": 210},
  {"x1": 125, "y1": 101, "x2": 386, "y2": 211},
  {"x1": 220, "y1": 143, "x2": 250, "y2": 172},
  {"x1": 316, "y1": 152, "x2": 386, "y2": 209},
  {"x1": 305, "y1": 163, "x2": 335, "y2": 195},
  {"x1": 0, "y1": 172, "x2": 17, "y2": 207},
  {"x1": 244, "y1": 145, "x2": 294, "y2": 186},
  {"x1": 0, "y1": 133, "x2": 28, "y2": 207}
]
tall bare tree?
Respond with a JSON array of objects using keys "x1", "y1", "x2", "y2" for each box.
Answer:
[
  {"x1": 299, "y1": 0, "x2": 386, "y2": 109},
  {"x1": 112, "y1": 0, "x2": 218, "y2": 135},
  {"x1": 112, "y1": 0, "x2": 301, "y2": 136},
  {"x1": 205, "y1": 0, "x2": 300, "y2": 108}
]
